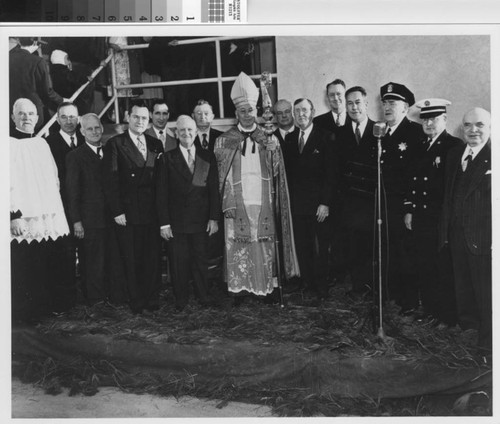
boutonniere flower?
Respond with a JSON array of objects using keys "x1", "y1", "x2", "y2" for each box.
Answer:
[
  {"x1": 398, "y1": 142, "x2": 407, "y2": 151},
  {"x1": 433, "y1": 156, "x2": 441, "y2": 168}
]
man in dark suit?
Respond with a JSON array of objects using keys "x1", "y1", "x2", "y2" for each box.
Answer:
[
  {"x1": 313, "y1": 79, "x2": 348, "y2": 283},
  {"x1": 45, "y1": 102, "x2": 84, "y2": 297},
  {"x1": 192, "y1": 100, "x2": 223, "y2": 152},
  {"x1": 9, "y1": 37, "x2": 66, "y2": 130},
  {"x1": 283, "y1": 98, "x2": 336, "y2": 300},
  {"x1": 379, "y1": 82, "x2": 425, "y2": 312},
  {"x1": 157, "y1": 115, "x2": 220, "y2": 311},
  {"x1": 45, "y1": 102, "x2": 85, "y2": 214},
  {"x1": 103, "y1": 102, "x2": 164, "y2": 314},
  {"x1": 439, "y1": 107, "x2": 491, "y2": 352},
  {"x1": 339, "y1": 86, "x2": 378, "y2": 296},
  {"x1": 144, "y1": 99, "x2": 177, "y2": 152},
  {"x1": 404, "y1": 99, "x2": 461, "y2": 325},
  {"x1": 313, "y1": 78, "x2": 349, "y2": 136},
  {"x1": 65, "y1": 113, "x2": 126, "y2": 305},
  {"x1": 273, "y1": 99, "x2": 295, "y2": 146}
]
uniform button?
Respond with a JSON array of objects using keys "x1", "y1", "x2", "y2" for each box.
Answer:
[
  {"x1": 423, "y1": 192, "x2": 427, "y2": 195},
  {"x1": 414, "y1": 177, "x2": 417, "y2": 180},
  {"x1": 381, "y1": 160, "x2": 384, "y2": 163},
  {"x1": 412, "y1": 191, "x2": 416, "y2": 194},
  {"x1": 400, "y1": 156, "x2": 403, "y2": 159},
  {"x1": 383, "y1": 149, "x2": 386, "y2": 153},
  {"x1": 423, "y1": 205, "x2": 427, "y2": 208},
  {"x1": 424, "y1": 177, "x2": 428, "y2": 181},
  {"x1": 412, "y1": 204, "x2": 416, "y2": 208}
]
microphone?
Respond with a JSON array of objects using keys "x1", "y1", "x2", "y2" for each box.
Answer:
[{"x1": 373, "y1": 121, "x2": 387, "y2": 138}]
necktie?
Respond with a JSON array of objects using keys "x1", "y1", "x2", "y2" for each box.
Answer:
[
  {"x1": 426, "y1": 137, "x2": 432, "y2": 150},
  {"x1": 299, "y1": 131, "x2": 305, "y2": 153},
  {"x1": 70, "y1": 136, "x2": 76, "y2": 148},
  {"x1": 137, "y1": 136, "x2": 147, "y2": 159},
  {"x1": 97, "y1": 146, "x2": 102, "y2": 159},
  {"x1": 386, "y1": 127, "x2": 392, "y2": 137},
  {"x1": 240, "y1": 131, "x2": 255, "y2": 156},
  {"x1": 202, "y1": 133, "x2": 208, "y2": 149},
  {"x1": 335, "y1": 114, "x2": 341, "y2": 127},
  {"x1": 187, "y1": 148, "x2": 195, "y2": 173},
  {"x1": 159, "y1": 130, "x2": 165, "y2": 142},
  {"x1": 355, "y1": 123, "x2": 361, "y2": 145},
  {"x1": 462, "y1": 148, "x2": 473, "y2": 171}
]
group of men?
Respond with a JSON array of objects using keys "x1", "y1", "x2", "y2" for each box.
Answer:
[
  {"x1": 10, "y1": 72, "x2": 491, "y2": 353},
  {"x1": 272, "y1": 79, "x2": 491, "y2": 351}
]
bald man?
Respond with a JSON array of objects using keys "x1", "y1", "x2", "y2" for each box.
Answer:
[{"x1": 439, "y1": 107, "x2": 491, "y2": 352}]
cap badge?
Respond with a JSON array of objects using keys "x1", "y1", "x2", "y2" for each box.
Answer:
[
  {"x1": 387, "y1": 84, "x2": 393, "y2": 92},
  {"x1": 425, "y1": 100, "x2": 430, "y2": 106}
]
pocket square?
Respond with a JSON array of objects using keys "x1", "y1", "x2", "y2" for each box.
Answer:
[{"x1": 485, "y1": 170, "x2": 491, "y2": 175}]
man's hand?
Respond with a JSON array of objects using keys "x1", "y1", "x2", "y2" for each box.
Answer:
[
  {"x1": 10, "y1": 219, "x2": 27, "y2": 237},
  {"x1": 73, "y1": 221, "x2": 84, "y2": 239},
  {"x1": 160, "y1": 226, "x2": 173, "y2": 240},
  {"x1": 316, "y1": 205, "x2": 329, "y2": 223},
  {"x1": 224, "y1": 209, "x2": 236, "y2": 219},
  {"x1": 264, "y1": 135, "x2": 278, "y2": 151},
  {"x1": 114, "y1": 214, "x2": 127, "y2": 226},
  {"x1": 207, "y1": 220, "x2": 219, "y2": 236},
  {"x1": 404, "y1": 213, "x2": 413, "y2": 231}
]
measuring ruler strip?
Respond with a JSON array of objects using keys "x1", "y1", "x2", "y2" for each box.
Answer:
[{"x1": 1, "y1": 0, "x2": 246, "y2": 23}]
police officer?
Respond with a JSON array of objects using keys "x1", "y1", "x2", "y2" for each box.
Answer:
[
  {"x1": 404, "y1": 99, "x2": 461, "y2": 325},
  {"x1": 379, "y1": 82, "x2": 424, "y2": 312}
]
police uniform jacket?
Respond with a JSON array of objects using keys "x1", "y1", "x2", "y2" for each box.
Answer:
[
  {"x1": 380, "y1": 116, "x2": 425, "y2": 202},
  {"x1": 404, "y1": 130, "x2": 462, "y2": 217}
]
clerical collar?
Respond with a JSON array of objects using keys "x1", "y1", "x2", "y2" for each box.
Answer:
[
  {"x1": 238, "y1": 123, "x2": 257, "y2": 156},
  {"x1": 237, "y1": 123, "x2": 257, "y2": 134},
  {"x1": 12, "y1": 128, "x2": 34, "y2": 139}
]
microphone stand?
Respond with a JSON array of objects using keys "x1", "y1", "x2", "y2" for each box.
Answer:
[
  {"x1": 375, "y1": 125, "x2": 387, "y2": 341},
  {"x1": 260, "y1": 72, "x2": 285, "y2": 308}
]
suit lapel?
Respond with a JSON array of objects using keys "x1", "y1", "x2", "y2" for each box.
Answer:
[
  {"x1": 466, "y1": 141, "x2": 491, "y2": 197},
  {"x1": 121, "y1": 133, "x2": 146, "y2": 167},
  {"x1": 171, "y1": 147, "x2": 193, "y2": 181},
  {"x1": 301, "y1": 127, "x2": 318, "y2": 155},
  {"x1": 82, "y1": 143, "x2": 102, "y2": 163},
  {"x1": 192, "y1": 149, "x2": 210, "y2": 186}
]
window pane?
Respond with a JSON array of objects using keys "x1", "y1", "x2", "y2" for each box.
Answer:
[{"x1": 220, "y1": 37, "x2": 276, "y2": 77}]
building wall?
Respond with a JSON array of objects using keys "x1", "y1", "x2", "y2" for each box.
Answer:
[{"x1": 276, "y1": 35, "x2": 490, "y2": 137}]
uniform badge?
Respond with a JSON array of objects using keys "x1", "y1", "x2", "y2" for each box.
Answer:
[
  {"x1": 387, "y1": 84, "x2": 393, "y2": 92},
  {"x1": 398, "y1": 142, "x2": 407, "y2": 151},
  {"x1": 425, "y1": 100, "x2": 430, "y2": 106},
  {"x1": 433, "y1": 156, "x2": 441, "y2": 168}
]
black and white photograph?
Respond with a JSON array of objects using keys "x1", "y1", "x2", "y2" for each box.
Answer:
[{"x1": 3, "y1": 3, "x2": 499, "y2": 421}]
